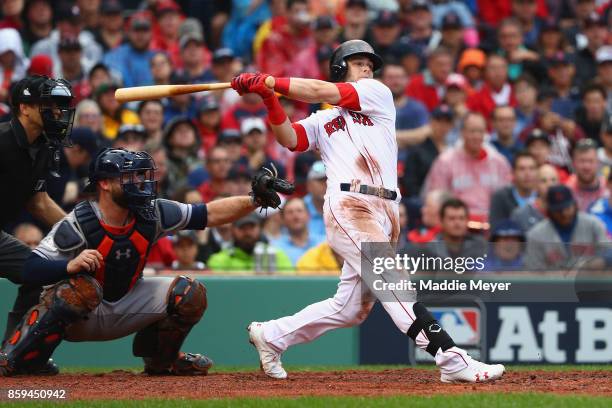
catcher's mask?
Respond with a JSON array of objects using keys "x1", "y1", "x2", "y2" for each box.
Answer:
[
  {"x1": 11, "y1": 76, "x2": 76, "y2": 146},
  {"x1": 84, "y1": 148, "x2": 159, "y2": 221}
]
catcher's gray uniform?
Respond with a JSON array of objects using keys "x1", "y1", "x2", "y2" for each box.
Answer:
[{"x1": 31, "y1": 198, "x2": 207, "y2": 341}]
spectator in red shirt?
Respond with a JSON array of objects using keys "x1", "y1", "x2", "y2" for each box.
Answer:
[
  {"x1": 290, "y1": 15, "x2": 338, "y2": 79},
  {"x1": 407, "y1": 189, "x2": 451, "y2": 244},
  {"x1": 406, "y1": 47, "x2": 454, "y2": 112},
  {"x1": 256, "y1": 0, "x2": 315, "y2": 77},
  {"x1": 198, "y1": 146, "x2": 232, "y2": 203},
  {"x1": 424, "y1": 112, "x2": 512, "y2": 221},
  {"x1": 467, "y1": 54, "x2": 517, "y2": 124},
  {"x1": 0, "y1": 0, "x2": 23, "y2": 30},
  {"x1": 194, "y1": 96, "x2": 221, "y2": 155},
  {"x1": 151, "y1": 0, "x2": 183, "y2": 68},
  {"x1": 565, "y1": 139, "x2": 608, "y2": 211}
]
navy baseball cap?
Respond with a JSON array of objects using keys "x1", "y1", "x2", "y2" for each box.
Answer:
[
  {"x1": 233, "y1": 212, "x2": 262, "y2": 227},
  {"x1": 101, "y1": 0, "x2": 122, "y2": 15},
  {"x1": 70, "y1": 127, "x2": 101, "y2": 157},
  {"x1": 346, "y1": 0, "x2": 367, "y2": 9},
  {"x1": 197, "y1": 96, "x2": 219, "y2": 113},
  {"x1": 374, "y1": 10, "x2": 399, "y2": 26},
  {"x1": 547, "y1": 51, "x2": 572, "y2": 67},
  {"x1": 218, "y1": 129, "x2": 242, "y2": 144},
  {"x1": 491, "y1": 219, "x2": 525, "y2": 241},
  {"x1": 313, "y1": 15, "x2": 336, "y2": 31},
  {"x1": 117, "y1": 124, "x2": 147, "y2": 141},
  {"x1": 410, "y1": 0, "x2": 430, "y2": 12},
  {"x1": 431, "y1": 104, "x2": 454, "y2": 120},
  {"x1": 525, "y1": 128, "x2": 551, "y2": 147},
  {"x1": 212, "y1": 48, "x2": 235, "y2": 63},
  {"x1": 58, "y1": 36, "x2": 82, "y2": 51},
  {"x1": 546, "y1": 185, "x2": 575, "y2": 212},
  {"x1": 441, "y1": 13, "x2": 463, "y2": 30}
]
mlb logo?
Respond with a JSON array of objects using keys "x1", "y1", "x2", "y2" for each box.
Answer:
[{"x1": 431, "y1": 307, "x2": 480, "y2": 345}]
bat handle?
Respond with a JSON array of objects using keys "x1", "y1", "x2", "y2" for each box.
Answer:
[{"x1": 265, "y1": 76, "x2": 275, "y2": 89}]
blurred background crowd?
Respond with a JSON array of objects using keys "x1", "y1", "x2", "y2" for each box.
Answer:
[{"x1": 1, "y1": 0, "x2": 611, "y2": 275}]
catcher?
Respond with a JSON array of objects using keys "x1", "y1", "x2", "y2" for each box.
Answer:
[{"x1": 0, "y1": 148, "x2": 293, "y2": 376}]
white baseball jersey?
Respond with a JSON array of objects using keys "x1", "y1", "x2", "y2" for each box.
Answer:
[{"x1": 292, "y1": 78, "x2": 399, "y2": 195}]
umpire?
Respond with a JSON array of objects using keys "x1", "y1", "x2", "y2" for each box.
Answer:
[{"x1": 0, "y1": 75, "x2": 75, "y2": 374}]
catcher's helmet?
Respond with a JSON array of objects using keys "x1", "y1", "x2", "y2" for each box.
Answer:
[
  {"x1": 11, "y1": 75, "x2": 75, "y2": 146},
  {"x1": 329, "y1": 40, "x2": 383, "y2": 82},
  {"x1": 84, "y1": 148, "x2": 158, "y2": 221}
]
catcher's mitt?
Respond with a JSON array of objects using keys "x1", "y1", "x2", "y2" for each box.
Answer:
[{"x1": 251, "y1": 164, "x2": 294, "y2": 209}]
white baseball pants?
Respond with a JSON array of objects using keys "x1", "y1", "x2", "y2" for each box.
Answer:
[{"x1": 262, "y1": 192, "x2": 470, "y2": 374}]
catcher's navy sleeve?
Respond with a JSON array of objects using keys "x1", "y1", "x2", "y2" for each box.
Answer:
[
  {"x1": 155, "y1": 199, "x2": 208, "y2": 234},
  {"x1": 22, "y1": 253, "x2": 70, "y2": 285},
  {"x1": 185, "y1": 203, "x2": 207, "y2": 229}
]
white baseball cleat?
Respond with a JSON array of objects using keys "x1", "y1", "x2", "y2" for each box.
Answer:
[
  {"x1": 247, "y1": 322, "x2": 287, "y2": 379},
  {"x1": 440, "y1": 357, "x2": 505, "y2": 383}
]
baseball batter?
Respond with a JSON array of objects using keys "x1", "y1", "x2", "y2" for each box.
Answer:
[
  {"x1": 0, "y1": 148, "x2": 292, "y2": 376},
  {"x1": 231, "y1": 40, "x2": 505, "y2": 383}
]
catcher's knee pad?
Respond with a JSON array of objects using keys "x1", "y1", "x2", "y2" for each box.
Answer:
[
  {"x1": 406, "y1": 302, "x2": 455, "y2": 357},
  {"x1": 167, "y1": 275, "x2": 207, "y2": 325},
  {"x1": 2, "y1": 275, "x2": 102, "y2": 373},
  {"x1": 133, "y1": 276, "x2": 206, "y2": 366}
]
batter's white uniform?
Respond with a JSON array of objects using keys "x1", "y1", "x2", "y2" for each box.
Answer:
[{"x1": 261, "y1": 78, "x2": 470, "y2": 374}]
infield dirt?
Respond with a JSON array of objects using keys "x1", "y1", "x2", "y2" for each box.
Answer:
[{"x1": 2, "y1": 369, "x2": 611, "y2": 400}]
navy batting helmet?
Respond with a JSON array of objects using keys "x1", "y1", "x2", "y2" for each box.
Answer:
[
  {"x1": 329, "y1": 40, "x2": 383, "y2": 82},
  {"x1": 84, "y1": 148, "x2": 158, "y2": 221}
]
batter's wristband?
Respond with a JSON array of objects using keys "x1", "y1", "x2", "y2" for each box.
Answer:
[
  {"x1": 263, "y1": 94, "x2": 287, "y2": 126},
  {"x1": 273, "y1": 77, "x2": 290, "y2": 95}
]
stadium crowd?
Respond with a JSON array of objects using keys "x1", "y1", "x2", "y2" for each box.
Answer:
[{"x1": 1, "y1": 0, "x2": 611, "y2": 274}]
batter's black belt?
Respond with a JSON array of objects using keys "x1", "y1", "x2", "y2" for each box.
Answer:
[{"x1": 340, "y1": 183, "x2": 398, "y2": 200}]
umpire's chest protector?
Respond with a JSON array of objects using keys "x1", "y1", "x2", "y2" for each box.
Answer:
[{"x1": 74, "y1": 201, "x2": 157, "y2": 302}]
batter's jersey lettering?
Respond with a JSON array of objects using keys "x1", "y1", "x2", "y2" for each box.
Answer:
[{"x1": 295, "y1": 78, "x2": 399, "y2": 193}]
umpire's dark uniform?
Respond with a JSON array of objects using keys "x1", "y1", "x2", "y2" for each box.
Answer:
[{"x1": 0, "y1": 115, "x2": 55, "y2": 341}]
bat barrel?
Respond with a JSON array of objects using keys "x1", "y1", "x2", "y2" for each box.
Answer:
[{"x1": 114, "y1": 83, "x2": 232, "y2": 103}]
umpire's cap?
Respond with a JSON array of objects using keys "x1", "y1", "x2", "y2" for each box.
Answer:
[
  {"x1": 329, "y1": 40, "x2": 383, "y2": 82},
  {"x1": 10, "y1": 75, "x2": 49, "y2": 109}
]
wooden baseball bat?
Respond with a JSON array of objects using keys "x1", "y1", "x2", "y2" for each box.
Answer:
[{"x1": 114, "y1": 77, "x2": 276, "y2": 103}]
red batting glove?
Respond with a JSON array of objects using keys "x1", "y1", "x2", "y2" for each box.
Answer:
[
  {"x1": 231, "y1": 73, "x2": 258, "y2": 95},
  {"x1": 231, "y1": 73, "x2": 274, "y2": 98},
  {"x1": 246, "y1": 74, "x2": 274, "y2": 99}
]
